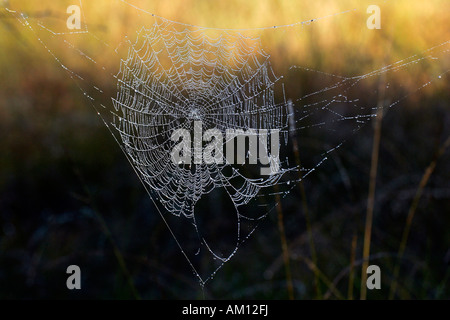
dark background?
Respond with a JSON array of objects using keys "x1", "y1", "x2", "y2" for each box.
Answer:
[{"x1": 0, "y1": 0, "x2": 449, "y2": 299}]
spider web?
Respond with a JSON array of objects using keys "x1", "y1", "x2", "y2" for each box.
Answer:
[
  {"x1": 3, "y1": 0, "x2": 449, "y2": 286},
  {"x1": 113, "y1": 20, "x2": 288, "y2": 219}
]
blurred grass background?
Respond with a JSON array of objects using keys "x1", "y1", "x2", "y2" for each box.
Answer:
[{"x1": 0, "y1": 0, "x2": 449, "y2": 299}]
